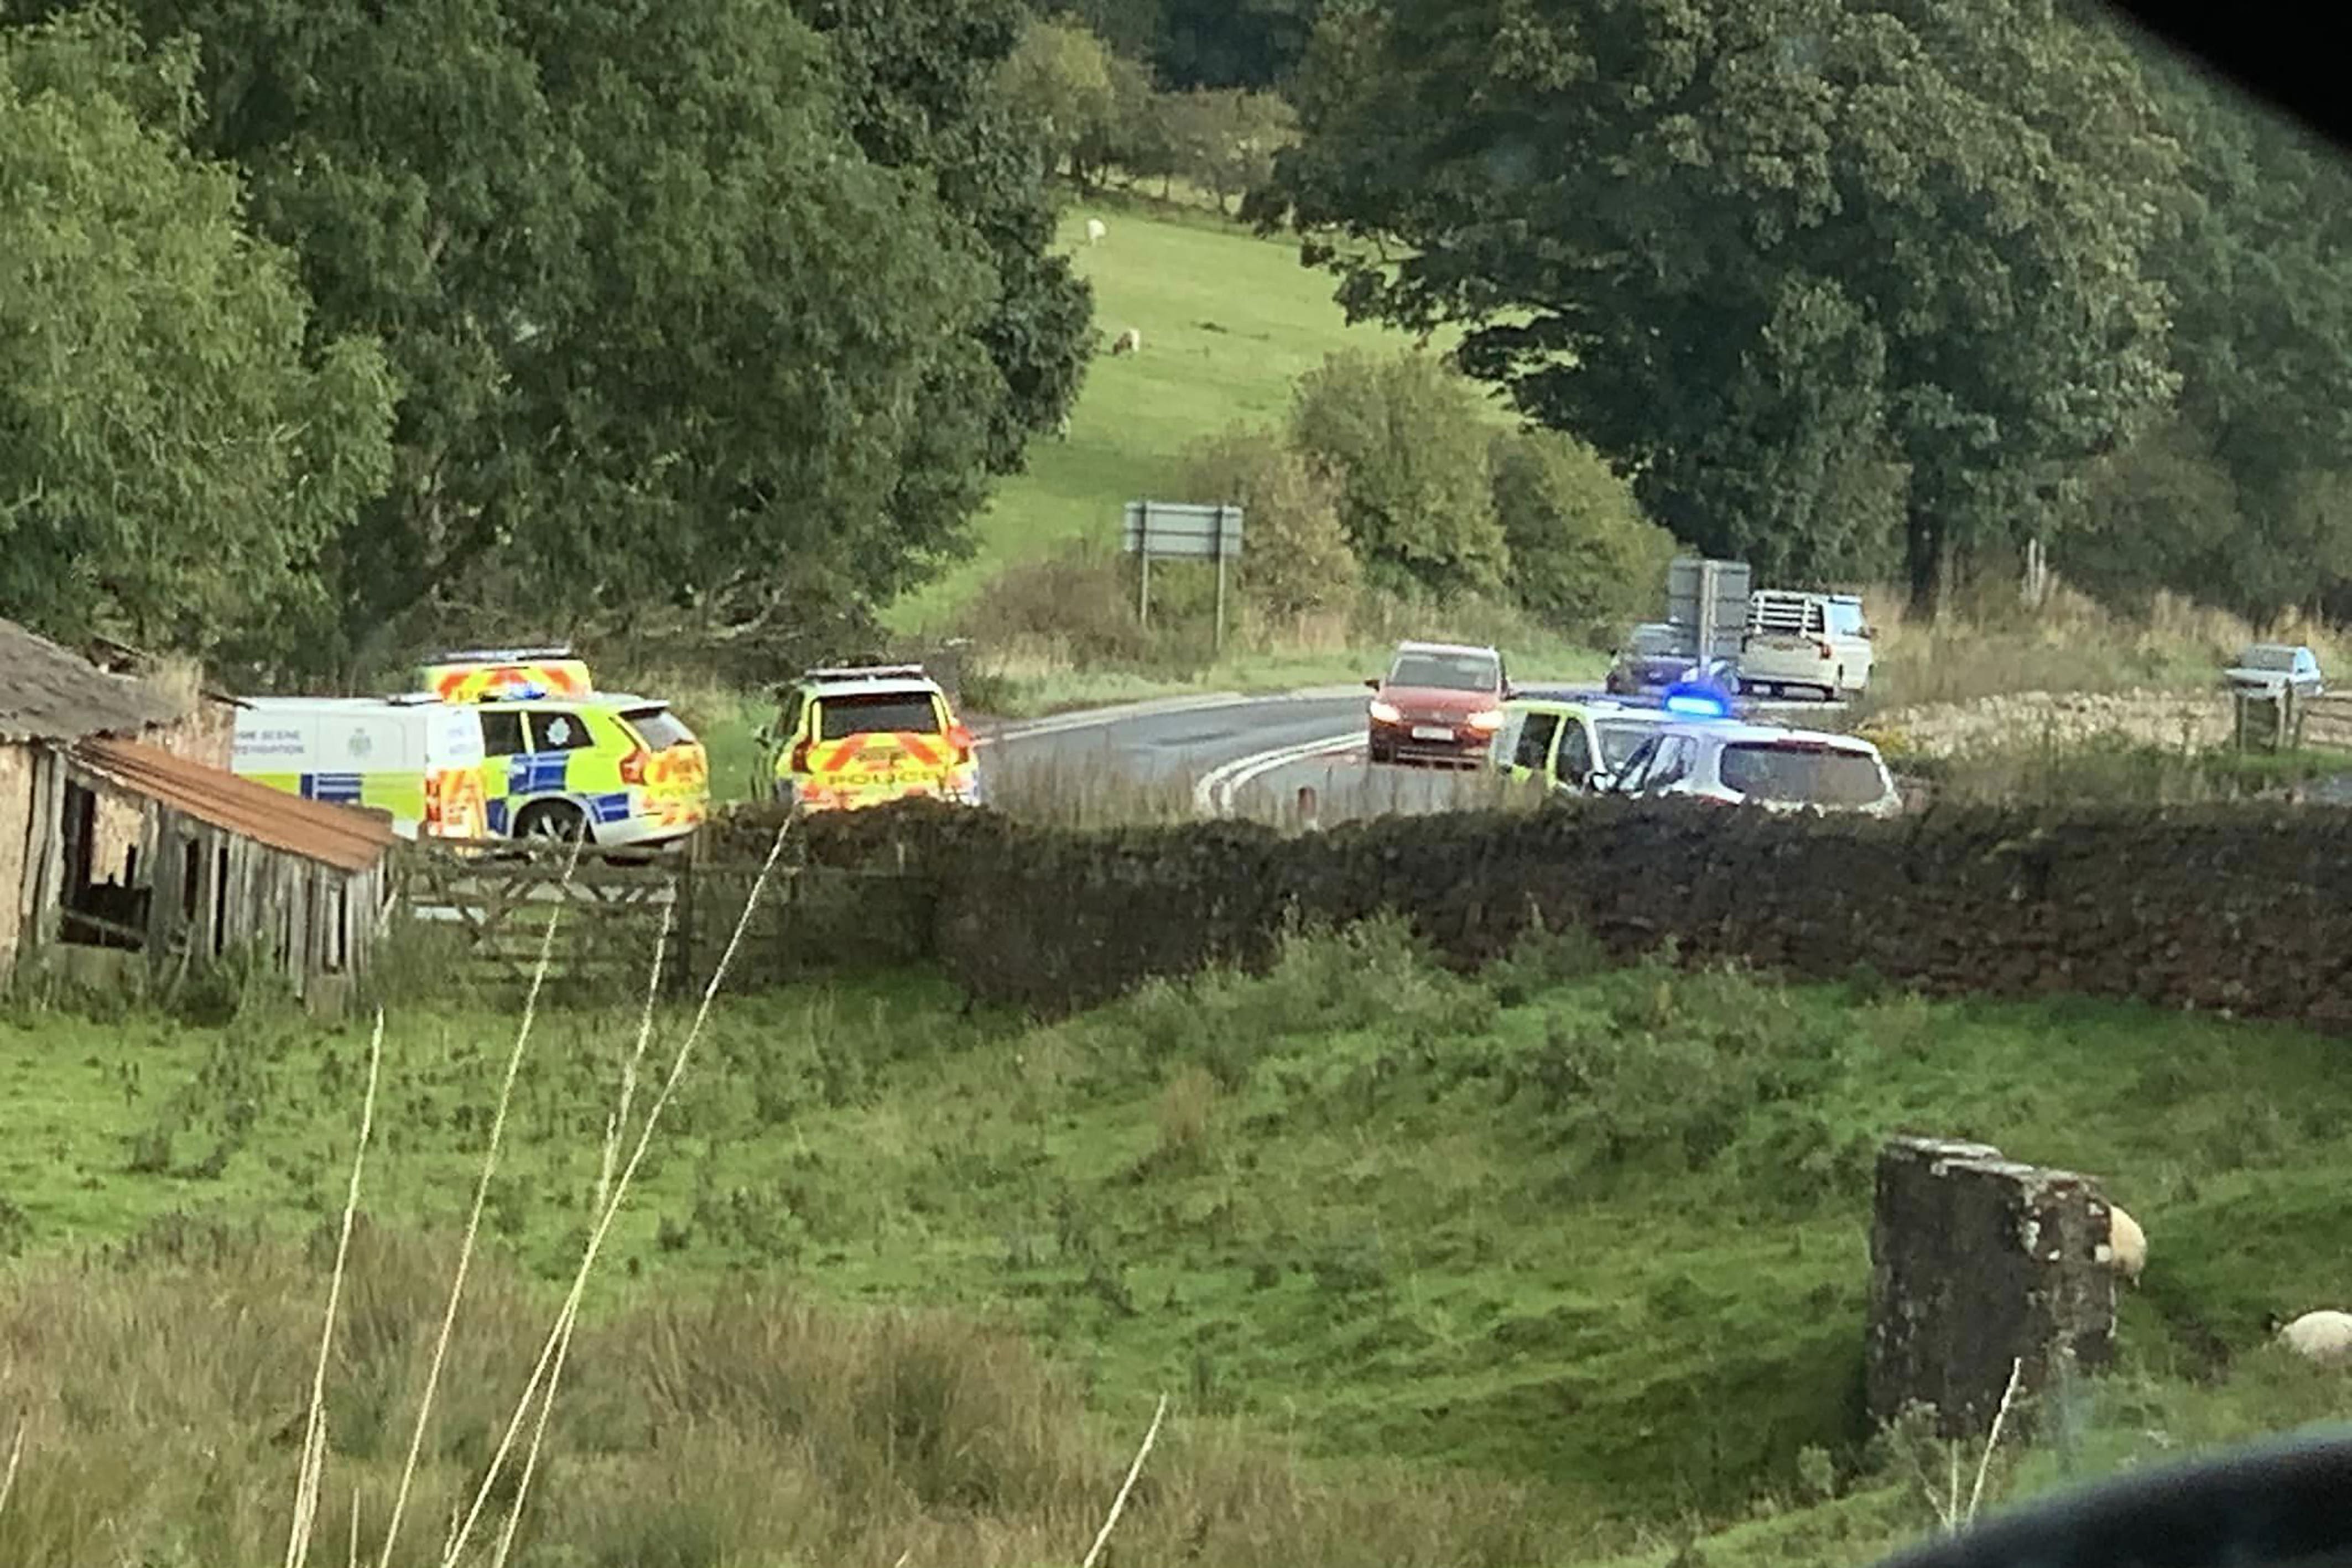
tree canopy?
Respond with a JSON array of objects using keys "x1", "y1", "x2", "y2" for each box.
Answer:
[
  {"x1": 1258, "y1": 0, "x2": 2184, "y2": 611},
  {"x1": 4, "y1": 0, "x2": 1091, "y2": 675},
  {"x1": 0, "y1": 8, "x2": 393, "y2": 661}
]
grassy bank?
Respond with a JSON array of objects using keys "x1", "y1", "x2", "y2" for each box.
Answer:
[
  {"x1": 4, "y1": 923, "x2": 2351, "y2": 1561},
  {"x1": 886, "y1": 201, "x2": 1457, "y2": 635}
]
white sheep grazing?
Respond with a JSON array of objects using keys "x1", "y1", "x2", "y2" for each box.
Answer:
[
  {"x1": 2100, "y1": 1204, "x2": 2146, "y2": 1285},
  {"x1": 1109, "y1": 326, "x2": 1141, "y2": 356},
  {"x1": 1085, "y1": 217, "x2": 1107, "y2": 245},
  {"x1": 2274, "y1": 1310, "x2": 2352, "y2": 1365}
]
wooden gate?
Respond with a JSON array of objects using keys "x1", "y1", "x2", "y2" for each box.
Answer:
[{"x1": 391, "y1": 839, "x2": 930, "y2": 993}]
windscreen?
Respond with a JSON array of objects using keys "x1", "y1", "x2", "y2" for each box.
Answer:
[
  {"x1": 2240, "y1": 647, "x2": 2299, "y2": 672},
  {"x1": 624, "y1": 706, "x2": 697, "y2": 749},
  {"x1": 818, "y1": 692, "x2": 942, "y2": 740},
  {"x1": 1719, "y1": 743, "x2": 1887, "y2": 807},
  {"x1": 1390, "y1": 651, "x2": 1500, "y2": 691},
  {"x1": 1595, "y1": 721, "x2": 1657, "y2": 770}
]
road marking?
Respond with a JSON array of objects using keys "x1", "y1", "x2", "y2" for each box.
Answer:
[
  {"x1": 1193, "y1": 731, "x2": 1360, "y2": 817},
  {"x1": 974, "y1": 686, "x2": 1372, "y2": 749}
]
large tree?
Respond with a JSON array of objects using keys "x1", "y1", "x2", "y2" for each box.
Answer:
[
  {"x1": 0, "y1": 9, "x2": 393, "y2": 661},
  {"x1": 2105, "y1": 39, "x2": 2352, "y2": 619},
  {"x1": 1256, "y1": 0, "x2": 2182, "y2": 611},
  {"x1": 1045, "y1": 0, "x2": 1321, "y2": 92},
  {"x1": 7, "y1": 0, "x2": 1089, "y2": 674},
  {"x1": 790, "y1": 0, "x2": 1094, "y2": 480}
]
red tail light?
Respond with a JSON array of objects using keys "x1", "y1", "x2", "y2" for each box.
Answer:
[
  {"x1": 947, "y1": 723, "x2": 975, "y2": 764},
  {"x1": 789, "y1": 738, "x2": 811, "y2": 773},
  {"x1": 618, "y1": 748, "x2": 650, "y2": 785},
  {"x1": 1814, "y1": 639, "x2": 1833, "y2": 659}
]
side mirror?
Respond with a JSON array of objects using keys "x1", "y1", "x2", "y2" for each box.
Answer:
[{"x1": 1364, "y1": 677, "x2": 1381, "y2": 691}]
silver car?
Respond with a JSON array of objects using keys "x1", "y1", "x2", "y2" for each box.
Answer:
[
  {"x1": 2224, "y1": 644, "x2": 2323, "y2": 700},
  {"x1": 1607, "y1": 721, "x2": 1903, "y2": 818}
]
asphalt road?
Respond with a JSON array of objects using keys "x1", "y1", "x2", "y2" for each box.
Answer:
[{"x1": 976, "y1": 686, "x2": 1853, "y2": 827}]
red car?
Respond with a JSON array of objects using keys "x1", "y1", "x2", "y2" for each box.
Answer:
[{"x1": 1365, "y1": 640, "x2": 1512, "y2": 765}]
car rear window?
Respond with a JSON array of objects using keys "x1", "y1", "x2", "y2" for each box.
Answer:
[
  {"x1": 818, "y1": 692, "x2": 941, "y2": 739},
  {"x1": 2240, "y1": 647, "x2": 2299, "y2": 671},
  {"x1": 623, "y1": 706, "x2": 696, "y2": 750},
  {"x1": 1718, "y1": 743, "x2": 1887, "y2": 806},
  {"x1": 1390, "y1": 652, "x2": 1500, "y2": 690},
  {"x1": 1627, "y1": 626, "x2": 1684, "y2": 656}
]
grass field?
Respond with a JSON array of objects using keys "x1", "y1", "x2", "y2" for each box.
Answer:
[
  {"x1": 886, "y1": 197, "x2": 1468, "y2": 637},
  {"x1": 5, "y1": 922, "x2": 2351, "y2": 1563}
]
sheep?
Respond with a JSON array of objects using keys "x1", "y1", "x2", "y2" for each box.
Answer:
[
  {"x1": 2099, "y1": 1204, "x2": 2146, "y2": 1285},
  {"x1": 2272, "y1": 1309, "x2": 2352, "y2": 1366},
  {"x1": 1085, "y1": 217, "x2": 1107, "y2": 245},
  {"x1": 1109, "y1": 327, "x2": 1142, "y2": 356}
]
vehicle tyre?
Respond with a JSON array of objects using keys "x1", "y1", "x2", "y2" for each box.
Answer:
[
  {"x1": 1368, "y1": 732, "x2": 1394, "y2": 765},
  {"x1": 514, "y1": 801, "x2": 592, "y2": 846}
]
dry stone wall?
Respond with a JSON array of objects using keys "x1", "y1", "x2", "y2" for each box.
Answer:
[{"x1": 709, "y1": 797, "x2": 2352, "y2": 1028}]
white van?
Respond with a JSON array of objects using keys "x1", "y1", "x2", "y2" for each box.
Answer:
[
  {"x1": 1739, "y1": 591, "x2": 1875, "y2": 700},
  {"x1": 233, "y1": 696, "x2": 490, "y2": 840}
]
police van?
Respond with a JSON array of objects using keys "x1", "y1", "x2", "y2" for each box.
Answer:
[
  {"x1": 233, "y1": 695, "x2": 490, "y2": 840},
  {"x1": 413, "y1": 649, "x2": 710, "y2": 847}
]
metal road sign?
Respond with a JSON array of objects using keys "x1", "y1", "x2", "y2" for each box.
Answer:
[
  {"x1": 1121, "y1": 501, "x2": 1246, "y2": 649},
  {"x1": 1667, "y1": 556, "x2": 1752, "y2": 664}
]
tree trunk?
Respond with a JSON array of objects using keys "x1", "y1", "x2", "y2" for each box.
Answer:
[{"x1": 1906, "y1": 507, "x2": 1942, "y2": 618}]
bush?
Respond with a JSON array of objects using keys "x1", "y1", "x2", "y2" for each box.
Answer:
[
  {"x1": 1290, "y1": 349, "x2": 1510, "y2": 596},
  {"x1": 1489, "y1": 428, "x2": 1679, "y2": 643},
  {"x1": 1177, "y1": 423, "x2": 1362, "y2": 621},
  {"x1": 960, "y1": 540, "x2": 1158, "y2": 667}
]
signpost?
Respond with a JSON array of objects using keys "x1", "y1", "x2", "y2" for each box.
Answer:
[
  {"x1": 1666, "y1": 556, "x2": 1752, "y2": 666},
  {"x1": 1121, "y1": 501, "x2": 1245, "y2": 651}
]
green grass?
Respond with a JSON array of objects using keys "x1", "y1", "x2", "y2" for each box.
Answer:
[
  {"x1": 7, "y1": 922, "x2": 2352, "y2": 1562},
  {"x1": 886, "y1": 199, "x2": 1463, "y2": 635}
]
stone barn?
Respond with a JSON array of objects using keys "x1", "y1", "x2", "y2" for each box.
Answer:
[{"x1": 2, "y1": 618, "x2": 396, "y2": 1003}]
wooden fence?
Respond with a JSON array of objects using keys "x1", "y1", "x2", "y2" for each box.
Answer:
[
  {"x1": 391, "y1": 838, "x2": 929, "y2": 995},
  {"x1": 2233, "y1": 689, "x2": 2352, "y2": 753}
]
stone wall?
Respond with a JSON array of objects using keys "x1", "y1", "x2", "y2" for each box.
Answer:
[
  {"x1": 1865, "y1": 1137, "x2": 2116, "y2": 1439},
  {"x1": 722, "y1": 796, "x2": 2352, "y2": 1031}
]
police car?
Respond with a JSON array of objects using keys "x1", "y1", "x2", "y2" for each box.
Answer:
[
  {"x1": 1491, "y1": 684, "x2": 1741, "y2": 796},
  {"x1": 759, "y1": 663, "x2": 982, "y2": 813},
  {"x1": 417, "y1": 649, "x2": 711, "y2": 846},
  {"x1": 1606, "y1": 718, "x2": 1903, "y2": 817}
]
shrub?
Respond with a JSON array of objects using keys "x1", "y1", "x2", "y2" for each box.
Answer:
[
  {"x1": 1488, "y1": 428, "x2": 1679, "y2": 643},
  {"x1": 1289, "y1": 349, "x2": 1510, "y2": 596},
  {"x1": 1177, "y1": 423, "x2": 1362, "y2": 621},
  {"x1": 960, "y1": 539, "x2": 1160, "y2": 667}
]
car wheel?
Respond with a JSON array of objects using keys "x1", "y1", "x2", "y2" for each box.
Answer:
[
  {"x1": 1367, "y1": 733, "x2": 1392, "y2": 765},
  {"x1": 515, "y1": 801, "x2": 592, "y2": 846}
]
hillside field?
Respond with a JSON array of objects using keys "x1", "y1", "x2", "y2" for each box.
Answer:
[
  {"x1": 2, "y1": 922, "x2": 2350, "y2": 1564},
  {"x1": 886, "y1": 199, "x2": 1472, "y2": 635}
]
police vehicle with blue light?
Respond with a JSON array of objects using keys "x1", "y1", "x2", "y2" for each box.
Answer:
[{"x1": 1490, "y1": 683, "x2": 1741, "y2": 796}]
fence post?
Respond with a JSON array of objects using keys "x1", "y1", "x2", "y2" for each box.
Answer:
[{"x1": 673, "y1": 837, "x2": 699, "y2": 998}]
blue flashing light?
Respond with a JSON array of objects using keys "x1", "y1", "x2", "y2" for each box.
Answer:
[{"x1": 1661, "y1": 682, "x2": 1732, "y2": 719}]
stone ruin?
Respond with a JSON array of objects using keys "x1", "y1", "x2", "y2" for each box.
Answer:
[{"x1": 1866, "y1": 1135, "x2": 2120, "y2": 1440}]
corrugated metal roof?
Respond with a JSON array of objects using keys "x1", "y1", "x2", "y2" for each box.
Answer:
[
  {"x1": 0, "y1": 618, "x2": 181, "y2": 742},
  {"x1": 70, "y1": 736, "x2": 396, "y2": 873}
]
